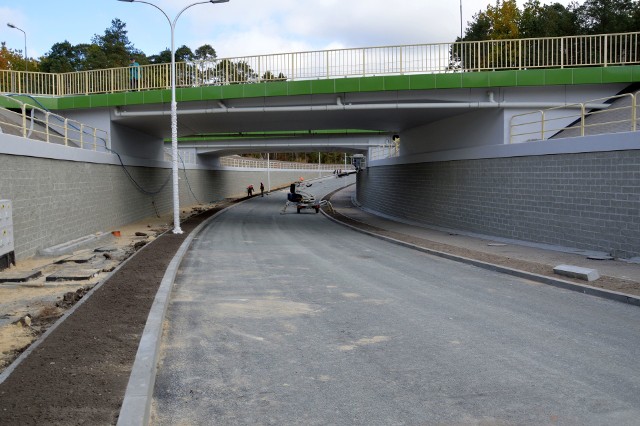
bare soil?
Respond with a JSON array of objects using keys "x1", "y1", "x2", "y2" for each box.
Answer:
[{"x1": 0, "y1": 200, "x2": 236, "y2": 425}]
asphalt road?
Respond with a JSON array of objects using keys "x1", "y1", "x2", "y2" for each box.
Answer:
[{"x1": 152, "y1": 177, "x2": 640, "y2": 425}]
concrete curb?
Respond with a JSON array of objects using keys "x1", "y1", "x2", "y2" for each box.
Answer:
[
  {"x1": 37, "y1": 232, "x2": 114, "y2": 257},
  {"x1": 116, "y1": 203, "x2": 240, "y2": 426},
  {"x1": 321, "y1": 210, "x2": 640, "y2": 308}
]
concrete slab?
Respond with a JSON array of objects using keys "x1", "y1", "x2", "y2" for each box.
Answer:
[
  {"x1": 0, "y1": 270, "x2": 42, "y2": 283},
  {"x1": 587, "y1": 255, "x2": 614, "y2": 261},
  {"x1": 45, "y1": 268, "x2": 100, "y2": 282},
  {"x1": 38, "y1": 232, "x2": 112, "y2": 257},
  {"x1": 553, "y1": 264, "x2": 600, "y2": 282},
  {"x1": 55, "y1": 254, "x2": 96, "y2": 264},
  {"x1": 94, "y1": 246, "x2": 119, "y2": 253}
]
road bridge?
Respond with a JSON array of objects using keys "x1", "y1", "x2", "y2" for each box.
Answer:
[{"x1": 1, "y1": 32, "x2": 639, "y2": 258}]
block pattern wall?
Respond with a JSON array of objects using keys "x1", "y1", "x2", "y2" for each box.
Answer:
[
  {"x1": 0, "y1": 154, "x2": 325, "y2": 259},
  {"x1": 357, "y1": 150, "x2": 640, "y2": 258}
]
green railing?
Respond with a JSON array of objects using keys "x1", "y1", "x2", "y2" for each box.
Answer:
[{"x1": 1, "y1": 31, "x2": 638, "y2": 97}]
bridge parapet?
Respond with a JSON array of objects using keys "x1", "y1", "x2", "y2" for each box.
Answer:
[{"x1": 1, "y1": 32, "x2": 638, "y2": 97}]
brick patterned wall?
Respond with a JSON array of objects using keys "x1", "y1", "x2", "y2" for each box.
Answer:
[
  {"x1": 0, "y1": 154, "x2": 325, "y2": 259},
  {"x1": 357, "y1": 150, "x2": 640, "y2": 258}
]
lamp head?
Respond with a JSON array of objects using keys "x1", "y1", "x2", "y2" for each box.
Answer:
[
  {"x1": 210, "y1": 0, "x2": 230, "y2": 3},
  {"x1": 7, "y1": 23, "x2": 16, "y2": 29},
  {"x1": 117, "y1": 0, "x2": 135, "y2": 2}
]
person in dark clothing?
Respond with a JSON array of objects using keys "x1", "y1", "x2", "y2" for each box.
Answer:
[{"x1": 260, "y1": 182, "x2": 265, "y2": 197}]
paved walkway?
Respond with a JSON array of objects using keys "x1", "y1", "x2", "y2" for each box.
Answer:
[{"x1": 328, "y1": 183, "x2": 640, "y2": 286}]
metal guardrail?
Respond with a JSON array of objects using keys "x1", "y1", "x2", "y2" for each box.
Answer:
[
  {"x1": 1, "y1": 32, "x2": 638, "y2": 97},
  {"x1": 0, "y1": 94, "x2": 110, "y2": 150},
  {"x1": 219, "y1": 156, "x2": 354, "y2": 171},
  {"x1": 509, "y1": 92, "x2": 638, "y2": 143},
  {"x1": 369, "y1": 138, "x2": 400, "y2": 161}
]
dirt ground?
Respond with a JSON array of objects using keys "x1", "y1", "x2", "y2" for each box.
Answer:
[
  {"x1": 0, "y1": 201, "x2": 235, "y2": 425},
  {"x1": 0, "y1": 205, "x2": 197, "y2": 372},
  {"x1": 0, "y1": 189, "x2": 638, "y2": 425}
]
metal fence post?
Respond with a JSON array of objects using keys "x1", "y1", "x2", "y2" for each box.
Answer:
[
  {"x1": 45, "y1": 112, "x2": 50, "y2": 143},
  {"x1": 21, "y1": 104, "x2": 27, "y2": 138},
  {"x1": 633, "y1": 93, "x2": 637, "y2": 132}
]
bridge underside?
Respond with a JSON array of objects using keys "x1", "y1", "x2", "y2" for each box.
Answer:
[{"x1": 111, "y1": 90, "x2": 477, "y2": 138}]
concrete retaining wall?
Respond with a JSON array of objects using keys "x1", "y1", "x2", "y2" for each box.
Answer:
[
  {"x1": 358, "y1": 146, "x2": 640, "y2": 259},
  {"x1": 0, "y1": 152, "x2": 326, "y2": 260}
]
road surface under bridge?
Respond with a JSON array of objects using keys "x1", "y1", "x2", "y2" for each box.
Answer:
[{"x1": 150, "y1": 177, "x2": 640, "y2": 425}]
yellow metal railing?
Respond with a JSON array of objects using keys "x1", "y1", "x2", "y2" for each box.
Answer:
[
  {"x1": 509, "y1": 92, "x2": 639, "y2": 143},
  {"x1": 0, "y1": 94, "x2": 110, "y2": 149},
  {"x1": 1, "y1": 31, "x2": 639, "y2": 97}
]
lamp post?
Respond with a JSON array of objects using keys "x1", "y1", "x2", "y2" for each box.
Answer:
[
  {"x1": 7, "y1": 23, "x2": 27, "y2": 73},
  {"x1": 118, "y1": 0, "x2": 229, "y2": 234},
  {"x1": 459, "y1": 0, "x2": 463, "y2": 40}
]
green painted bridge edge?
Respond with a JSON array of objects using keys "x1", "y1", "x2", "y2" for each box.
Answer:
[{"x1": 8, "y1": 66, "x2": 640, "y2": 110}]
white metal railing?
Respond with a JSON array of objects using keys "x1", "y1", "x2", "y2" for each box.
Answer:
[
  {"x1": 0, "y1": 94, "x2": 110, "y2": 150},
  {"x1": 509, "y1": 92, "x2": 638, "y2": 143},
  {"x1": 1, "y1": 32, "x2": 638, "y2": 97},
  {"x1": 219, "y1": 156, "x2": 355, "y2": 171},
  {"x1": 369, "y1": 138, "x2": 400, "y2": 161}
]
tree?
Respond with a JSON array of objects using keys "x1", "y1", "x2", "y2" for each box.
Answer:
[
  {"x1": 519, "y1": 1, "x2": 579, "y2": 38},
  {"x1": 0, "y1": 42, "x2": 26, "y2": 70},
  {"x1": 148, "y1": 45, "x2": 194, "y2": 64},
  {"x1": 261, "y1": 70, "x2": 287, "y2": 81},
  {"x1": 39, "y1": 41, "x2": 78, "y2": 73},
  {"x1": 485, "y1": 0, "x2": 521, "y2": 39},
  {"x1": 75, "y1": 43, "x2": 108, "y2": 71},
  {"x1": 463, "y1": 0, "x2": 520, "y2": 41},
  {"x1": 574, "y1": 0, "x2": 637, "y2": 34},
  {"x1": 214, "y1": 59, "x2": 258, "y2": 83},
  {"x1": 194, "y1": 44, "x2": 217, "y2": 62},
  {"x1": 91, "y1": 18, "x2": 141, "y2": 68}
]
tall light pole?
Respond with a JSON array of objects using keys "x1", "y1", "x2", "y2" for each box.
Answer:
[
  {"x1": 7, "y1": 23, "x2": 27, "y2": 72},
  {"x1": 118, "y1": 0, "x2": 229, "y2": 234},
  {"x1": 459, "y1": 0, "x2": 463, "y2": 40}
]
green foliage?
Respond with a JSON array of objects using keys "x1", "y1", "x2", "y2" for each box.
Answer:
[
  {"x1": 91, "y1": 18, "x2": 142, "y2": 68},
  {"x1": 520, "y1": 1, "x2": 579, "y2": 38},
  {"x1": 214, "y1": 59, "x2": 258, "y2": 83},
  {"x1": 194, "y1": 44, "x2": 217, "y2": 61},
  {"x1": 148, "y1": 45, "x2": 194, "y2": 64},
  {"x1": 463, "y1": 0, "x2": 640, "y2": 40},
  {"x1": 0, "y1": 41, "x2": 38, "y2": 71},
  {"x1": 574, "y1": 0, "x2": 639, "y2": 34},
  {"x1": 39, "y1": 41, "x2": 77, "y2": 73},
  {"x1": 261, "y1": 70, "x2": 287, "y2": 81},
  {"x1": 249, "y1": 152, "x2": 347, "y2": 165}
]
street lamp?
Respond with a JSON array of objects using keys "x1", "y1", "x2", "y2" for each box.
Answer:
[
  {"x1": 7, "y1": 23, "x2": 27, "y2": 73},
  {"x1": 459, "y1": 0, "x2": 463, "y2": 40},
  {"x1": 118, "y1": 0, "x2": 229, "y2": 234}
]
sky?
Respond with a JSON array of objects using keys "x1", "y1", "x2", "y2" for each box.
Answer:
[{"x1": 2, "y1": 0, "x2": 577, "y2": 61}]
